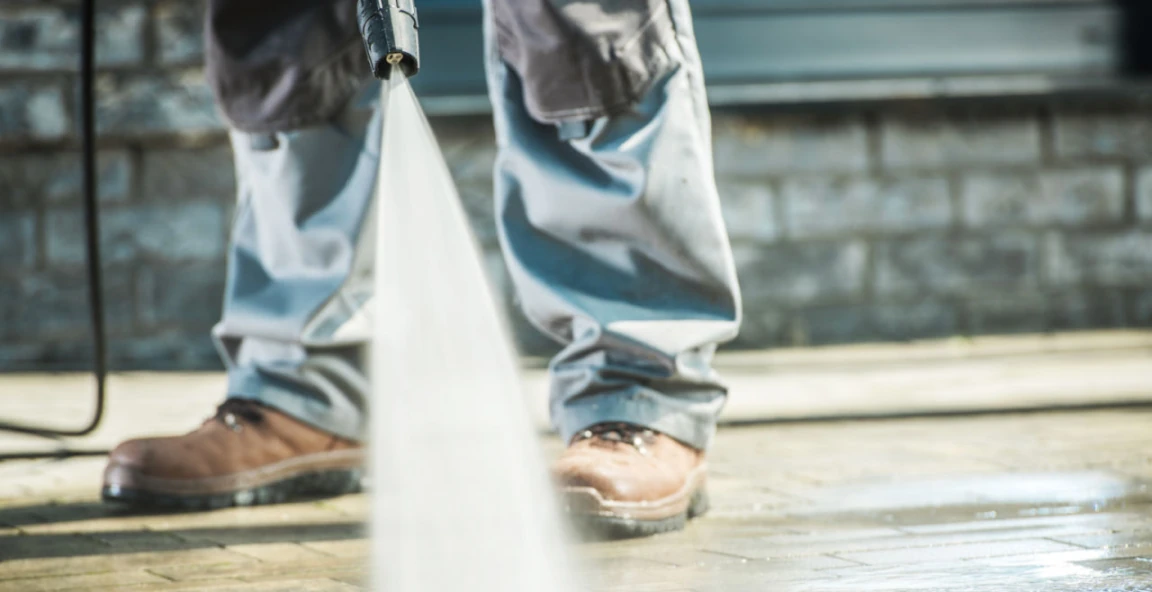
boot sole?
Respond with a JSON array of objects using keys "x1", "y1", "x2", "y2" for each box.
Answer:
[
  {"x1": 562, "y1": 465, "x2": 709, "y2": 540},
  {"x1": 569, "y1": 487, "x2": 710, "y2": 540},
  {"x1": 102, "y1": 449, "x2": 364, "y2": 510},
  {"x1": 102, "y1": 468, "x2": 362, "y2": 511}
]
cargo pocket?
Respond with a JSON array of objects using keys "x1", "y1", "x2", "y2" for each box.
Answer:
[
  {"x1": 492, "y1": 0, "x2": 678, "y2": 125},
  {"x1": 205, "y1": 0, "x2": 369, "y2": 132}
]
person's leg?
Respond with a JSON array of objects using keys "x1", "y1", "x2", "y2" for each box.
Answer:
[
  {"x1": 102, "y1": 95, "x2": 379, "y2": 507},
  {"x1": 485, "y1": 0, "x2": 741, "y2": 536},
  {"x1": 213, "y1": 82, "x2": 379, "y2": 443},
  {"x1": 103, "y1": 0, "x2": 376, "y2": 508}
]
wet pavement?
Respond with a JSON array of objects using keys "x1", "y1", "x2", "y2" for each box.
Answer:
[
  {"x1": 0, "y1": 408, "x2": 1150, "y2": 591},
  {"x1": 580, "y1": 410, "x2": 1152, "y2": 592},
  {"x1": 0, "y1": 333, "x2": 1151, "y2": 591}
]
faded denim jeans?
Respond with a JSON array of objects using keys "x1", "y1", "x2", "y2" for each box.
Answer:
[{"x1": 208, "y1": 0, "x2": 742, "y2": 450}]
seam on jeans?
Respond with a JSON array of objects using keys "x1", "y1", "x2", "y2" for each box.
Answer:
[
  {"x1": 663, "y1": 0, "x2": 698, "y2": 113},
  {"x1": 618, "y1": 0, "x2": 671, "y2": 55}
]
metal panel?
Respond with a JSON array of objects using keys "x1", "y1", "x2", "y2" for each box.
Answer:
[
  {"x1": 409, "y1": 0, "x2": 1119, "y2": 112},
  {"x1": 696, "y1": 6, "x2": 1115, "y2": 81},
  {"x1": 690, "y1": 0, "x2": 1104, "y2": 10}
]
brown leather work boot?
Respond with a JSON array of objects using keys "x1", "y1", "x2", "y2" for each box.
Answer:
[
  {"x1": 554, "y1": 423, "x2": 709, "y2": 539},
  {"x1": 102, "y1": 399, "x2": 363, "y2": 510}
]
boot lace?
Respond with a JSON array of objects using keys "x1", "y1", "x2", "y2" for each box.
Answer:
[
  {"x1": 213, "y1": 399, "x2": 265, "y2": 432},
  {"x1": 575, "y1": 423, "x2": 658, "y2": 456}
]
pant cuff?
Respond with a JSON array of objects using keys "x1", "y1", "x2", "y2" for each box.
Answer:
[
  {"x1": 553, "y1": 386, "x2": 722, "y2": 451},
  {"x1": 227, "y1": 367, "x2": 365, "y2": 442}
]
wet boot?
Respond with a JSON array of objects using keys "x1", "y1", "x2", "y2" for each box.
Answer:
[
  {"x1": 553, "y1": 423, "x2": 709, "y2": 539},
  {"x1": 102, "y1": 399, "x2": 363, "y2": 510}
]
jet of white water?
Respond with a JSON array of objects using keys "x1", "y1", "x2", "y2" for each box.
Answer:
[{"x1": 370, "y1": 71, "x2": 580, "y2": 592}]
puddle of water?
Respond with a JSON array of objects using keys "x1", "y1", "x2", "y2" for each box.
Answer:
[
  {"x1": 787, "y1": 562, "x2": 1152, "y2": 592},
  {"x1": 799, "y1": 470, "x2": 1152, "y2": 519},
  {"x1": 680, "y1": 471, "x2": 1152, "y2": 591}
]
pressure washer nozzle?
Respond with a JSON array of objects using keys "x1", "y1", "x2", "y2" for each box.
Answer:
[{"x1": 358, "y1": 0, "x2": 420, "y2": 79}]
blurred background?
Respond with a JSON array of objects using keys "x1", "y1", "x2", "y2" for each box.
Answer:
[{"x1": 1, "y1": 0, "x2": 1152, "y2": 373}]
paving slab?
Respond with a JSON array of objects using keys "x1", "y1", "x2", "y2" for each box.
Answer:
[
  {"x1": 0, "y1": 332, "x2": 1151, "y2": 590},
  {"x1": 1, "y1": 330, "x2": 1150, "y2": 457}
]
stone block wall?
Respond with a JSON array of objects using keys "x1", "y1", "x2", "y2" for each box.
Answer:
[
  {"x1": 2, "y1": 0, "x2": 1152, "y2": 370},
  {"x1": 1, "y1": 0, "x2": 225, "y2": 370},
  {"x1": 713, "y1": 105, "x2": 1152, "y2": 348}
]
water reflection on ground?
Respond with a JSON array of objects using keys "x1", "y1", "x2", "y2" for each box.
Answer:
[{"x1": 580, "y1": 410, "x2": 1152, "y2": 591}]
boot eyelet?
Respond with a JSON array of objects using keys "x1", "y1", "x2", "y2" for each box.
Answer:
[
  {"x1": 632, "y1": 436, "x2": 651, "y2": 456},
  {"x1": 223, "y1": 413, "x2": 243, "y2": 432}
]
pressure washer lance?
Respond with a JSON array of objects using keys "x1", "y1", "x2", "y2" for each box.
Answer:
[{"x1": 357, "y1": 0, "x2": 420, "y2": 79}]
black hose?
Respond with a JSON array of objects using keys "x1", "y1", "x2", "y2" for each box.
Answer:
[{"x1": 0, "y1": 0, "x2": 107, "y2": 440}]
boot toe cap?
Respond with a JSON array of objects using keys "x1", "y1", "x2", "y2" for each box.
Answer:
[
  {"x1": 553, "y1": 453, "x2": 649, "y2": 502},
  {"x1": 107, "y1": 438, "x2": 153, "y2": 469}
]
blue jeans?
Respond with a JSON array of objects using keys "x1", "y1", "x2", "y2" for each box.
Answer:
[{"x1": 211, "y1": 0, "x2": 742, "y2": 450}]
